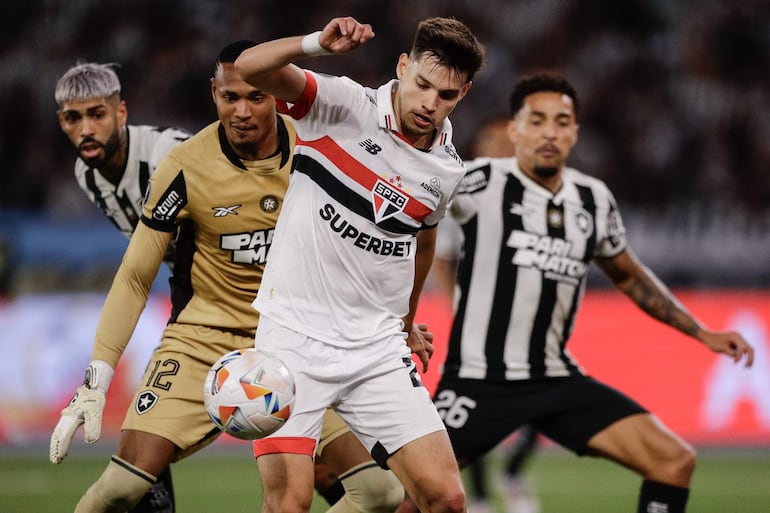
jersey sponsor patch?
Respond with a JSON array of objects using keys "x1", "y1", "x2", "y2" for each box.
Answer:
[
  {"x1": 221, "y1": 228, "x2": 275, "y2": 264},
  {"x1": 458, "y1": 164, "x2": 491, "y2": 194},
  {"x1": 151, "y1": 171, "x2": 187, "y2": 223},
  {"x1": 320, "y1": 203, "x2": 413, "y2": 257}
]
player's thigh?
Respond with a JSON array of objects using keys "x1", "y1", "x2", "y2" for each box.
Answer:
[
  {"x1": 115, "y1": 429, "x2": 178, "y2": 477},
  {"x1": 387, "y1": 430, "x2": 464, "y2": 504},
  {"x1": 317, "y1": 409, "x2": 372, "y2": 476},
  {"x1": 258, "y1": 451, "x2": 316, "y2": 509},
  {"x1": 587, "y1": 412, "x2": 694, "y2": 477}
]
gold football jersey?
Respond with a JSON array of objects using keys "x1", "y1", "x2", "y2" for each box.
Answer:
[{"x1": 141, "y1": 116, "x2": 294, "y2": 334}]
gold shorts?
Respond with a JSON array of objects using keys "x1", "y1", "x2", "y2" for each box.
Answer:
[{"x1": 121, "y1": 322, "x2": 351, "y2": 460}]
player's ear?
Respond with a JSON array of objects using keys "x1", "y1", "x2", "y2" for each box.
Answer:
[
  {"x1": 117, "y1": 100, "x2": 128, "y2": 125},
  {"x1": 395, "y1": 53, "x2": 409, "y2": 80}
]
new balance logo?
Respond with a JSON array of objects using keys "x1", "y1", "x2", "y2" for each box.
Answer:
[
  {"x1": 359, "y1": 138, "x2": 382, "y2": 155},
  {"x1": 212, "y1": 205, "x2": 242, "y2": 217}
]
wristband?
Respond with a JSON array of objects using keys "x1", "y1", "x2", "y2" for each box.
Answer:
[
  {"x1": 301, "y1": 31, "x2": 331, "y2": 57},
  {"x1": 83, "y1": 360, "x2": 115, "y2": 393}
]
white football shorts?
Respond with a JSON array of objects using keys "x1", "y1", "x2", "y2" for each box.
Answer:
[{"x1": 252, "y1": 315, "x2": 445, "y2": 467}]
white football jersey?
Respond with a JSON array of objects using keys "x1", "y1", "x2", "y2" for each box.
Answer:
[
  {"x1": 253, "y1": 71, "x2": 466, "y2": 347},
  {"x1": 74, "y1": 125, "x2": 190, "y2": 241}
]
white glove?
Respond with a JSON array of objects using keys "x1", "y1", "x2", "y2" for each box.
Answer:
[{"x1": 49, "y1": 360, "x2": 114, "y2": 464}]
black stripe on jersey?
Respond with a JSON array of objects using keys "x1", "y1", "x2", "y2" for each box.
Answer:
[
  {"x1": 139, "y1": 161, "x2": 150, "y2": 202},
  {"x1": 218, "y1": 124, "x2": 247, "y2": 170},
  {"x1": 115, "y1": 186, "x2": 140, "y2": 227},
  {"x1": 527, "y1": 199, "x2": 565, "y2": 378},
  {"x1": 84, "y1": 168, "x2": 122, "y2": 231},
  {"x1": 168, "y1": 219, "x2": 195, "y2": 324},
  {"x1": 444, "y1": 215, "x2": 478, "y2": 377},
  {"x1": 293, "y1": 154, "x2": 419, "y2": 236},
  {"x1": 484, "y1": 174, "x2": 526, "y2": 381},
  {"x1": 275, "y1": 115, "x2": 292, "y2": 168},
  {"x1": 562, "y1": 185, "x2": 598, "y2": 343}
]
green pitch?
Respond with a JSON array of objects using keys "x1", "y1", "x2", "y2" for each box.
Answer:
[{"x1": 0, "y1": 446, "x2": 767, "y2": 512}]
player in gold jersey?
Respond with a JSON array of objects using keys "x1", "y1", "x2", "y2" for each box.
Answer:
[{"x1": 49, "y1": 40, "x2": 405, "y2": 513}]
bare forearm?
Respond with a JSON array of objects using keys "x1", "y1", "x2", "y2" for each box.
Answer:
[{"x1": 621, "y1": 267, "x2": 703, "y2": 339}]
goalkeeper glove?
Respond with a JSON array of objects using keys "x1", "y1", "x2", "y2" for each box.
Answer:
[{"x1": 49, "y1": 360, "x2": 114, "y2": 464}]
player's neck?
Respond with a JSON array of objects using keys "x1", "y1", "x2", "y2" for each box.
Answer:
[{"x1": 98, "y1": 145, "x2": 129, "y2": 186}]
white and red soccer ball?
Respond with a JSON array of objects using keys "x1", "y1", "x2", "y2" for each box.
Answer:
[{"x1": 203, "y1": 348, "x2": 295, "y2": 440}]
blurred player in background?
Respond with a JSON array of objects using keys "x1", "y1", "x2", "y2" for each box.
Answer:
[
  {"x1": 236, "y1": 14, "x2": 485, "y2": 513},
  {"x1": 427, "y1": 71, "x2": 754, "y2": 513},
  {"x1": 56, "y1": 62, "x2": 190, "y2": 265},
  {"x1": 50, "y1": 41, "x2": 404, "y2": 513},
  {"x1": 55, "y1": 61, "x2": 190, "y2": 513},
  {"x1": 431, "y1": 117, "x2": 539, "y2": 513}
]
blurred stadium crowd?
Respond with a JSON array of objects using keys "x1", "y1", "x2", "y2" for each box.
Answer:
[{"x1": 1, "y1": 0, "x2": 769, "y2": 292}]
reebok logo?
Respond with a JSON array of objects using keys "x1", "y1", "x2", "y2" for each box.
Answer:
[{"x1": 212, "y1": 205, "x2": 241, "y2": 217}]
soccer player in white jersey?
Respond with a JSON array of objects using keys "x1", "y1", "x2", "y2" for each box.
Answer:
[
  {"x1": 427, "y1": 72, "x2": 755, "y2": 513},
  {"x1": 55, "y1": 62, "x2": 189, "y2": 513},
  {"x1": 235, "y1": 15, "x2": 485, "y2": 513},
  {"x1": 57, "y1": 63, "x2": 190, "y2": 262}
]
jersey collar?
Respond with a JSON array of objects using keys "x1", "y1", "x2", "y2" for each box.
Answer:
[
  {"x1": 217, "y1": 115, "x2": 292, "y2": 170},
  {"x1": 376, "y1": 79, "x2": 453, "y2": 150}
]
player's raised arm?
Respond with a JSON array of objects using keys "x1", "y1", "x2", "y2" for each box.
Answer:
[{"x1": 235, "y1": 16, "x2": 375, "y2": 102}]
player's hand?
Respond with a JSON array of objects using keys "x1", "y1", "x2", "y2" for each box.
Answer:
[
  {"x1": 701, "y1": 329, "x2": 754, "y2": 367},
  {"x1": 49, "y1": 385, "x2": 106, "y2": 463},
  {"x1": 406, "y1": 322, "x2": 435, "y2": 373},
  {"x1": 320, "y1": 16, "x2": 375, "y2": 54},
  {"x1": 49, "y1": 360, "x2": 114, "y2": 464}
]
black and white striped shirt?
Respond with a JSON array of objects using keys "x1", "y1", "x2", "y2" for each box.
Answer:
[
  {"x1": 442, "y1": 157, "x2": 626, "y2": 381},
  {"x1": 74, "y1": 125, "x2": 190, "y2": 241}
]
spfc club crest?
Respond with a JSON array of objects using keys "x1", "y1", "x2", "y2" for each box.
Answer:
[{"x1": 371, "y1": 179, "x2": 407, "y2": 223}]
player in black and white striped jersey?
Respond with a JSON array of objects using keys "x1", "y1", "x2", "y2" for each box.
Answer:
[
  {"x1": 56, "y1": 62, "x2": 190, "y2": 265},
  {"x1": 55, "y1": 62, "x2": 189, "y2": 513},
  {"x1": 433, "y1": 72, "x2": 754, "y2": 513}
]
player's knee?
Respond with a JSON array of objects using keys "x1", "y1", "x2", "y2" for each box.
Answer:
[
  {"x1": 651, "y1": 441, "x2": 697, "y2": 486},
  {"x1": 333, "y1": 463, "x2": 404, "y2": 513},
  {"x1": 670, "y1": 442, "x2": 696, "y2": 481},
  {"x1": 420, "y1": 488, "x2": 466, "y2": 513},
  {"x1": 408, "y1": 481, "x2": 465, "y2": 513},
  {"x1": 75, "y1": 458, "x2": 157, "y2": 513}
]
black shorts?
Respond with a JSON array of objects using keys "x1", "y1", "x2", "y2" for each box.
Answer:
[{"x1": 433, "y1": 375, "x2": 647, "y2": 463}]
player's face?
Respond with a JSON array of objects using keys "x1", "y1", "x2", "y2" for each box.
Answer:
[
  {"x1": 212, "y1": 62, "x2": 278, "y2": 160},
  {"x1": 58, "y1": 96, "x2": 126, "y2": 168},
  {"x1": 394, "y1": 53, "x2": 471, "y2": 148},
  {"x1": 510, "y1": 91, "x2": 578, "y2": 180}
]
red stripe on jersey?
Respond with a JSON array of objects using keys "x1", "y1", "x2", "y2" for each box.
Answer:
[
  {"x1": 276, "y1": 71, "x2": 317, "y2": 120},
  {"x1": 253, "y1": 436, "x2": 316, "y2": 457},
  {"x1": 299, "y1": 135, "x2": 433, "y2": 223}
]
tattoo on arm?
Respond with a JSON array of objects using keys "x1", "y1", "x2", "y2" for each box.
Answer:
[{"x1": 626, "y1": 269, "x2": 702, "y2": 339}]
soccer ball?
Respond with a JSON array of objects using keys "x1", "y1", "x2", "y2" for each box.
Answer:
[{"x1": 203, "y1": 348, "x2": 295, "y2": 440}]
